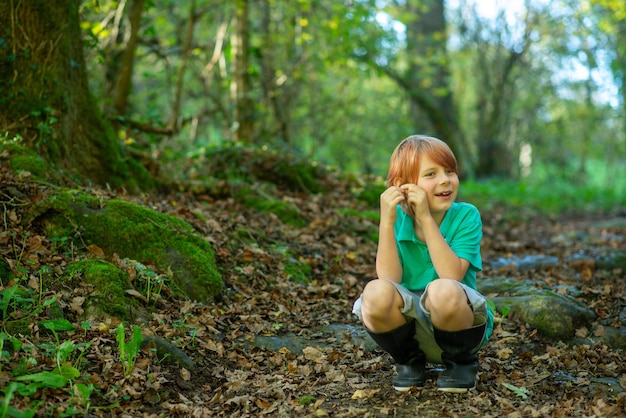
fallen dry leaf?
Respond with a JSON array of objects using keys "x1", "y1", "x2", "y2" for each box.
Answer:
[{"x1": 351, "y1": 389, "x2": 381, "y2": 399}]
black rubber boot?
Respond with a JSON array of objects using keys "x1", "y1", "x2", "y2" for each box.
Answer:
[
  {"x1": 367, "y1": 319, "x2": 426, "y2": 391},
  {"x1": 433, "y1": 323, "x2": 486, "y2": 393}
]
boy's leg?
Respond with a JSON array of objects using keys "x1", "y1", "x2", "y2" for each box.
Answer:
[
  {"x1": 421, "y1": 279, "x2": 487, "y2": 392},
  {"x1": 355, "y1": 280, "x2": 427, "y2": 391}
]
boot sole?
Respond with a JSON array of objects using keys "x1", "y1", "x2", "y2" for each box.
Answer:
[
  {"x1": 437, "y1": 386, "x2": 475, "y2": 393},
  {"x1": 393, "y1": 382, "x2": 426, "y2": 391}
]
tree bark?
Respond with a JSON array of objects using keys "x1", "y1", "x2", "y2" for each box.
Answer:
[{"x1": 0, "y1": 0, "x2": 139, "y2": 187}]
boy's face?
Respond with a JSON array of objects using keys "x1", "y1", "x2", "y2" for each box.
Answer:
[{"x1": 416, "y1": 154, "x2": 459, "y2": 216}]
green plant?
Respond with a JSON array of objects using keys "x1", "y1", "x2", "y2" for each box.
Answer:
[
  {"x1": 116, "y1": 324, "x2": 143, "y2": 377},
  {"x1": 172, "y1": 316, "x2": 200, "y2": 349},
  {"x1": 125, "y1": 260, "x2": 168, "y2": 305},
  {"x1": 0, "y1": 132, "x2": 23, "y2": 145},
  {"x1": 501, "y1": 382, "x2": 530, "y2": 399},
  {"x1": 0, "y1": 285, "x2": 57, "y2": 333},
  {"x1": 487, "y1": 300, "x2": 511, "y2": 322},
  {"x1": 0, "y1": 290, "x2": 94, "y2": 416},
  {"x1": 1, "y1": 382, "x2": 39, "y2": 418},
  {"x1": 40, "y1": 319, "x2": 91, "y2": 385},
  {"x1": 73, "y1": 382, "x2": 95, "y2": 411}
]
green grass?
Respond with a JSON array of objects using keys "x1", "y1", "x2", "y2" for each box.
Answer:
[{"x1": 460, "y1": 178, "x2": 625, "y2": 216}]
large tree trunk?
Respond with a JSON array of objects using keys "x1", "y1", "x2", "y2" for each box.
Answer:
[{"x1": 0, "y1": 0, "x2": 136, "y2": 187}]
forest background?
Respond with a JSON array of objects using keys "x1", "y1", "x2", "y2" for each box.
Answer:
[{"x1": 1, "y1": 0, "x2": 625, "y2": 206}]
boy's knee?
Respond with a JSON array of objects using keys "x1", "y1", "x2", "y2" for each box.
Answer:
[
  {"x1": 361, "y1": 280, "x2": 399, "y2": 319},
  {"x1": 424, "y1": 279, "x2": 469, "y2": 317}
]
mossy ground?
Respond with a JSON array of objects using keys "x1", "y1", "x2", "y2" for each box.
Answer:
[{"x1": 24, "y1": 190, "x2": 222, "y2": 306}]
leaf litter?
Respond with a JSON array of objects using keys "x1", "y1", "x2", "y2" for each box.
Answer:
[{"x1": 0, "y1": 163, "x2": 624, "y2": 417}]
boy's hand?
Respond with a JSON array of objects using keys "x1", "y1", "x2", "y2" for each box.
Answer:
[
  {"x1": 380, "y1": 186, "x2": 405, "y2": 225},
  {"x1": 400, "y1": 184, "x2": 430, "y2": 221}
]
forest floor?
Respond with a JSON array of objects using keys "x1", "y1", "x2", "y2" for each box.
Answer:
[{"x1": 1, "y1": 163, "x2": 625, "y2": 417}]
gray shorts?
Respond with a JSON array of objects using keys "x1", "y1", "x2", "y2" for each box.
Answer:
[{"x1": 352, "y1": 280, "x2": 490, "y2": 364}]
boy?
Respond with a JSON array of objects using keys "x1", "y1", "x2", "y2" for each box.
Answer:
[{"x1": 353, "y1": 135, "x2": 493, "y2": 392}]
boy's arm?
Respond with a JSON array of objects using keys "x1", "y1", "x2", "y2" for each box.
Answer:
[
  {"x1": 376, "y1": 221, "x2": 403, "y2": 282},
  {"x1": 420, "y1": 216, "x2": 469, "y2": 281},
  {"x1": 375, "y1": 187, "x2": 404, "y2": 282}
]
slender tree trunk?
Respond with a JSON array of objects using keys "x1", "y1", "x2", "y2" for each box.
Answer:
[
  {"x1": 403, "y1": 0, "x2": 468, "y2": 174},
  {"x1": 471, "y1": 7, "x2": 531, "y2": 178},
  {"x1": 231, "y1": 0, "x2": 253, "y2": 142},
  {"x1": 111, "y1": 0, "x2": 145, "y2": 117},
  {"x1": 169, "y1": 0, "x2": 197, "y2": 131},
  {"x1": 0, "y1": 0, "x2": 142, "y2": 187},
  {"x1": 259, "y1": 0, "x2": 292, "y2": 145}
]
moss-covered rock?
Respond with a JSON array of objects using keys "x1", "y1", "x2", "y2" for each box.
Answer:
[
  {"x1": 141, "y1": 335, "x2": 196, "y2": 369},
  {"x1": 189, "y1": 142, "x2": 327, "y2": 194},
  {"x1": 25, "y1": 190, "x2": 223, "y2": 302},
  {"x1": 482, "y1": 276, "x2": 596, "y2": 339},
  {"x1": 491, "y1": 294, "x2": 596, "y2": 338},
  {"x1": 67, "y1": 259, "x2": 136, "y2": 320}
]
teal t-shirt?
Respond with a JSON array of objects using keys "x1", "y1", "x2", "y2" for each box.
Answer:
[
  {"x1": 394, "y1": 201, "x2": 482, "y2": 291},
  {"x1": 394, "y1": 201, "x2": 494, "y2": 342}
]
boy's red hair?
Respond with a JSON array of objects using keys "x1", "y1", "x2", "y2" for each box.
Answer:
[{"x1": 386, "y1": 135, "x2": 458, "y2": 187}]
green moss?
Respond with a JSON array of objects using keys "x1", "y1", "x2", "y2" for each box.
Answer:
[
  {"x1": 200, "y1": 142, "x2": 326, "y2": 193},
  {"x1": 337, "y1": 207, "x2": 380, "y2": 222},
  {"x1": 26, "y1": 190, "x2": 223, "y2": 302},
  {"x1": 123, "y1": 156, "x2": 156, "y2": 192},
  {"x1": 234, "y1": 227, "x2": 256, "y2": 244},
  {"x1": 243, "y1": 195, "x2": 308, "y2": 228},
  {"x1": 272, "y1": 246, "x2": 312, "y2": 283},
  {"x1": 67, "y1": 259, "x2": 135, "y2": 320},
  {"x1": 283, "y1": 261, "x2": 312, "y2": 283},
  {"x1": 0, "y1": 141, "x2": 54, "y2": 181},
  {"x1": 4, "y1": 319, "x2": 30, "y2": 335},
  {"x1": 10, "y1": 154, "x2": 48, "y2": 177}
]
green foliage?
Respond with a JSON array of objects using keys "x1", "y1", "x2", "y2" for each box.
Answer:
[
  {"x1": 0, "y1": 137, "x2": 51, "y2": 179},
  {"x1": 125, "y1": 260, "x2": 169, "y2": 305},
  {"x1": 282, "y1": 258, "x2": 312, "y2": 284},
  {"x1": 0, "y1": 307, "x2": 94, "y2": 417},
  {"x1": 0, "y1": 284, "x2": 57, "y2": 334},
  {"x1": 269, "y1": 246, "x2": 312, "y2": 283},
  {"x1": 116, "y1": 324, "x2": 143, "y2": 377},
  {"x1": 460, "y1": 170, "x2": 625, "y2": 217},
  {"x1": 296, "y1": 395, "x2": 317, "y2": 406},
  {"x1": 354, "y1": 179, "x2": 386, "y2": 209}
]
